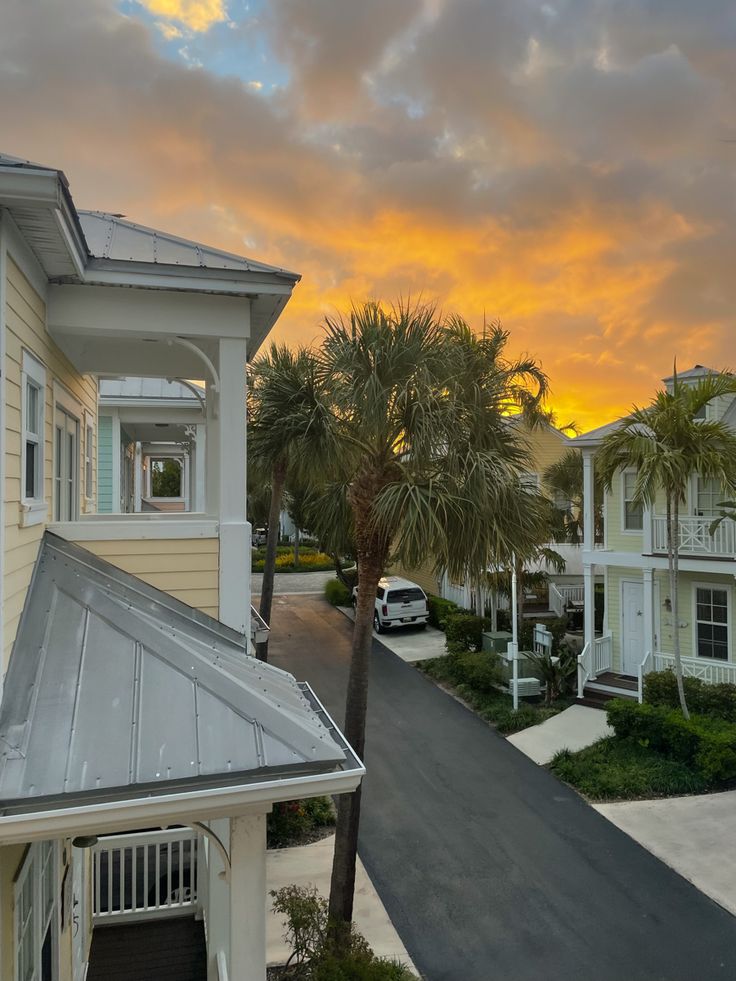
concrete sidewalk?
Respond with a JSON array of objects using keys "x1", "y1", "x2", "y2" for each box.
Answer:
[
  {"x1": 595, "y1": 791, "x2": 736, "y2": 918},
  {"x1": 337, "y1": 605, "x2": 446, "y2": 662},
  {"x1": 252, "y1": 570, "x2": 335, "y2": 596},
  {"x1": 266, "y1": 834, "x2": 415, "y2": 970},
  {"x1": 507, "y1": 703, "x2": 612, "y2": 764}
]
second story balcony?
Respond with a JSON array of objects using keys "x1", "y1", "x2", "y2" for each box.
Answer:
[{"x1": 651, "y1": 514, "x2": 735, "y2": 558}]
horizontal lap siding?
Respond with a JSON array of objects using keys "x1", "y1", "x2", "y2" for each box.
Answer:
[
  {"x1": 3, "y1": 258, "x2": 98, "y2": 668},
  {"x1": 389, "y1": 557, "x2": 441, "y2": 597},
  {"x1": 79, "y1": 538, "x2": 220, "y2": 618}
]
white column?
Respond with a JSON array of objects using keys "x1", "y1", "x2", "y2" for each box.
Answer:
[
  {"x1": 183, "y1": 452, "x2": 190, "y2": 511},
  {"x1": 205, "y1": 818, "x2": 230, "y2": 981},
  {"x1": 111, "y1": 410, "x2": 121, "y2": 513},
  {"x1": 643, "y1": 502, "x2": 653, "y2": 554},
  {"x1": 133, "y1": 443, "x2": 142, "y2": 512},
  {"x1": 218, "y1": 337, "x2": 250, "y2": 636},
  {"x1": 230, "y1": 812, "x2": 267, "y2": 981},
  {"x1": 584, "y1": 562, "x2": 596, "y2": 656},
  {"x1": 643, "y1": 568, "x2": 655, "y2": 656},
  {"x1": 194, "y1": 424, "x2": 206, "y2": 512},
  {"x1": 583, "y1": 449, "x2": 595, "y2": 550}
]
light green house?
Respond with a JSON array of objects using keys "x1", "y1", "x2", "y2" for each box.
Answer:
[{"x1": 571, "y1": 365, "x2": 736, "y2": 702}]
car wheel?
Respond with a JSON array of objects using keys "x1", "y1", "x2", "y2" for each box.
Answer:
[{"x1": 373, "y1": 612, "x2": 383, "y2": 634}]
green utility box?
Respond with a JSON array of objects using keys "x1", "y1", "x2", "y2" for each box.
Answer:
[{"x1": 481, "y1": 630, "x2": 513, "y2": 655}]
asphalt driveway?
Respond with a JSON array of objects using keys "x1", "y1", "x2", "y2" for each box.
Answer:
[{"x1": 268, "y1": 594, "x2": 736, "y2": 981}]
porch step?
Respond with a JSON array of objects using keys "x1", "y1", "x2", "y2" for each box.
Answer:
[
  {"x1": 579, "y1": 678, "x2": 638, "y2": 710},
  {"x1": 87, "y1": 917, "x2": 206, "y2": 981}
]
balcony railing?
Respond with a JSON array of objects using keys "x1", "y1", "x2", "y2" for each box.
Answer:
[
  {"x1": 250, "y1": 605, "x2": 270, "y2": 644},
  {"x1": 652, "y1": 652, "x2": 736, "y2": 686},
  {"x1": 549, "y1": 582, "x2": 585, "y2": 617},
  {"x1": 652, "y1": 515, "x2": 735, "y2": 558}
]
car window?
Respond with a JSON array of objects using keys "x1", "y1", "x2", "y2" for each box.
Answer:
[
  {"x1": 387, "y1": 588, "x2": 425, "y2": 603},
  {"x1": 376, "y1": 587, "x2": 385, "y2": 600}
]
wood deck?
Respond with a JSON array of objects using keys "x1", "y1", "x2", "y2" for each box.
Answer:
[{"x1": 86, "y1": 917, "x2": 206, "y2": 981}]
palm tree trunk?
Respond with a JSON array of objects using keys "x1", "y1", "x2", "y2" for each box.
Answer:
[
  {"x1": 669, "y1": 495, "x2": 690, "y2": 718},
  {"x1": 256, "y1": 459, "x2": 287, "y2": 662},
  {"x1": 328, "y1": 550, "x2": 384, "y2": 927}
]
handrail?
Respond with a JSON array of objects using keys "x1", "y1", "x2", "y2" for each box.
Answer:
[
  {"x1": 217, "y1": 950, "x2": 229, "y2": 981},
  {"x1": 250, "y1": 605, "x2": 270, "y2": 644},
  {"x1": 549, "y1": 582, "x2": 566, "y2": 618},
  {"x1": 577, "y1": 641, "x2": 591, "y2": 699},
  {"x1": 637, "y1": 650, "x2": 652, "y2": 704}
]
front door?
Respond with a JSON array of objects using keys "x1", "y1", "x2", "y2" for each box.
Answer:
[
  {"x1": 622, "y1": 581, "x2": 644, "y2": 676},
  {"x1": 54, "y1": 405, "x2": 79, "y2": 521}
]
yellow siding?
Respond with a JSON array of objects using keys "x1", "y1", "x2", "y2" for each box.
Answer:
[
  {"x1": 604, "y1": 471, "x2": 644, "y2": 553},
  {"x1": 518, "y1": 423, "x2": 570, "y2": 495},
  {"x1": 79, "y1": 537, "x2": 220, "y2": 617},
  {"x1": 3, "y1": 258, "x2": 97, "y2": 666},
  {"x1": 389, "y1": 556, "x2": 441, "y2": 597}
]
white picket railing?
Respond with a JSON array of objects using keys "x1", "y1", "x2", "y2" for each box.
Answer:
[
  {"x1": 550, "y1": 582, "x2": 585, "y2": 617},
  {"x1": 577, "y1": 642, "x2": 591, "y2": 698},
  {"x1": 549, "y1": 583, "x2": 566, "y2": 617},
  {"x1": 652, "y1": 515, "x2": 736, "y2": 557},
  {"x1": 592, "y1": 634, "x2": 612, "y2": 675},
  {"x1": 637, "y1": 650, "x2": 653, "y2": 703},
  {"x1": 92, "y1": 828, "x2": 199, "y2": 923},
  {"x1": 652, "y1": 652, "x2": 736, "y2": 686}
]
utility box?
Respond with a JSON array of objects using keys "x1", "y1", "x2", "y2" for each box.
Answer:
[{"x1": 482, "y1": 630, "x2": 513, "y2": 655}]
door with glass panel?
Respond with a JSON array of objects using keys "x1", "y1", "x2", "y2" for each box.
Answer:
[
  {"x1": 54, "y1": 406, "x2": 79, "y2": 521},
  {"x1": 14, "y1": 840, "x2": 60, "y2": 981}
]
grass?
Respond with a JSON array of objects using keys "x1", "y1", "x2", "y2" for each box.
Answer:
[
  {"x1": 418, "y1": 655, "x2": 573, "y2": 735},
  {"x1": 550, "y1": 736, "x2": 710, "y2": 801}
]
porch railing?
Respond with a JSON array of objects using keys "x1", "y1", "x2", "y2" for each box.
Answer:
[
  {"x1": 92, "y1": 828, "x2": 199, "y2": 923},
  {"x1": 577, "y1": 633, "x2": 613, "y2": 698},
  {"x1": 651, "y1": 515, "x2": 736, "y2": 557},
  {"x1": 549, "y1": 582, "x2": 584, "y2": 617},
  {"x1": 250, "y1": 605, "x2": 270, "y2": 645},
  {"x1": 637, "y1": 650, "x2": 653, "y2": 703},
  {"x1": 652, "y1": 652, "x2": 736, "y2": 686}
]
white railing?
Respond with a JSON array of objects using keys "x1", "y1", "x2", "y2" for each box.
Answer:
[
  {"x1": 651, "y1": 515, "x2": 736, "y2": 557},
  {"x1": 217, "y1": 951, "x2": 229, "y2": 981},
  {"x1": 592, "y1": 634, "x2": 612, "y2": 675},
  {"x1": 549, "y1": 582, "x2": 585, "y2": 617},
  {"x1": 442, "y1": 580, "x2": 469, "y2": 609},
  {"x1": 250, "y1": 605, "x2": 270, "y2": 644},
  {"x1": 652, "y1": 652, "x2": 736, "y2": 686},
  {"x1": 92, "y1": 828, "x2": 199, "y2": 923},
  {"x1": 577, "y1": 641, "x2": 591, "y2": 698},
  {"x1": 637, "y1": 650, "x2": 653, "y2": 703}
]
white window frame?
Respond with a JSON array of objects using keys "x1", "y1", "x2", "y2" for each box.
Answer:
[
  {"x1": 692, "y1": 474, "x2": 722, "y2": 518},
  {"x1": 52, "y1": 382, "x2": 83, "y2": 523},
  {"x1": 621, "y1": 469, "x2": 644, "y2": 534},
  {"x1": 84, "y1": 410, "x2": 95, "y2": 506},
  {"x1": 14, "y1": 840, "x2": 60, "y2": 981},
  {"x1": 20, "y1": 351, "x2": 47, "y2": 527},
  {"x1": 692, "y1": 581, "x2": 731, "y2": 662}
]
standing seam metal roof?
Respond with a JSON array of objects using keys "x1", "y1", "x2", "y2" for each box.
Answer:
[{"x1": 0, "y1": 534, "x2": 346, "y2": 814}]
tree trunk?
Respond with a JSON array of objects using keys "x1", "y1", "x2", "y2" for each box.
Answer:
[
  {"x1": 328, "y1": 549, "x2": 384, "y2": 926},
  {"x1": 256, "y1": 459, "x2": 287, "y2": 662},
  {"x1": 293, "y1": 526, "x2": 300, "y2": 568},
  {"x1": 668, "y1": 494, "x2": 690, "y2": 718},
  {"x1": 516, "y1": 561, "x2": 525, "y2": 641}
]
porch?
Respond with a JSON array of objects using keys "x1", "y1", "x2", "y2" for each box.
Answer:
[
  {"x1": 651, "y1": 515, "x2": 736, "y2": 558},
  {"x1": 87, "y1": 917, "x2": 207, "y2": 981}
]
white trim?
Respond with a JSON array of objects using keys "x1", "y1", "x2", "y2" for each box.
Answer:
[
  {"x1": 84, "y1": 409, "x2": 95, "y2": 505},
  {"x1": 621, "y1": 469, "x2": 644, "y2": 535},
  {"x1": 109, "y1": 409, "x2": 121, "y2": 513},
  {"x1": 583, "y1": 549, "x2": 736, "y2": 575},
  {"x1": 692, "y1": 580, "x2": 732, "y2": 663},
  {"x1": 48, "y1": 517, "x2": 218, "y2": 541},
  {"x1": 52, "y1": 379, "x2": 82, "y2": 420},
  {"x1": 52, "y1": 383, "x2": 82, "y2": 523},
  {"x1": 0, "y1": 763, "x2": 364, "y2": 846},
  {"x1": 2, "y1": 208, "x2": 48, "y2": 299},
  {"x1": 20, "y1": 349, "x2": 47, "y2": 523}
]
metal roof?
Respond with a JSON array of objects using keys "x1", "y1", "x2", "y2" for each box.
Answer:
[
  {"x1": 79, "y1": 211, "x2": 299, "y2": 279},
  {"x1": 0, "y1": 534, "x2": 348, "y2": 815}
]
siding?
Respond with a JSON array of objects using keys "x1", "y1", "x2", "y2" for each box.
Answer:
[
  {"x1": 78, "y1": 537, "x2": 219, "y2": 618},
  {"x1": 3, "y1": 257, "x2": 97, "y2": 666},
  {"x1": 518, "y1": 423, "x2": 570, "y2": 496},
  {"x1": 97, "y1": 414, "x2": 113, "y2": 512},
  {"x1": 604, "y1": 471, "x2": 644, "y2": 553},
  {"x1": 389, "y1": 556, "x2": 441, "y2": 597}
]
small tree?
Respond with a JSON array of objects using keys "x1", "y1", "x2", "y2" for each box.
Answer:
[
  {"x1": 597, "y1": 367, "x2": 736, "y2": 719},
  {"x1": 543, "y1": 448, "x2": 604, "y2": 545}
]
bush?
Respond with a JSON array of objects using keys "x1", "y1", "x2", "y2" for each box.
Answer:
[
  {"x1": 324, "y1": 579, "x2": 352, "y2": 607},
  {"x1": 606, "y1": 699, "x2": 736, "y2": 784},
  {"x1": 427, "y1": 594, "x2": 461, "y2": 630},
  {"x1": 550, "y1": 737, "x2": 708, "y2": 800},
  {"x1": 444, "y1": 612, "x2": 490, "y2": 653},
  {"x1": 267, "y1": 797, "x2": 335, "y2": 849},
  {"x1": 644, "y1": 670, "x2": 736, "y2": 722},
  {"x1": 451, "y1": 650, "x2": 504, "y2": 693},
  {"x1": 312, "y1": 955, "x2": 417, "y2": 981}
]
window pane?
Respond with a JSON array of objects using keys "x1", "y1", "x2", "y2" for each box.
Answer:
[
  {"x1": 624, "y1": 501, "x2": 643, "y2": 530},
  {"x1": 25, "y1": 441, "x2": 36, "y2": 499},
  {"x1": 26, "y1": 383, "x2": 38, "y2": 435}
]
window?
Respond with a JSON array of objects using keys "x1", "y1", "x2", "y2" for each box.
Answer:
[
  {"x1": 21, "y1": 352, "x2": 46, "y2": 516},
  {"x1": 695, "y1": 476, "x2": 721, "y2": 517},
  {"x1": 14, "y1": 841, "x2": 59, "y2": 981},
  {"x1": 623, "y1": 470, "x2": 643, "y2": 531},
  {"x1": 84, "y1": 414, "x2": 95, "y2": 501},
  {"x1": 695, "y1": 586, "x2": 729, "y2": 661},
  {"x1": 387, "y1": 588, "x2": 426, "y2": 604},
  {"x1": 53, "y1": 400, "x2": 80, "y2": 522},
  {"x1": 150, "y1": 458, "x2": 182, "y2": 498}
]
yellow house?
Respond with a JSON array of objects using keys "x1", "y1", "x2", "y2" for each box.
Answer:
[
  {"x1": 0, "y1": 154, "x2": 363, "y2": 981},
  {"x1": 572, "y1": 365, "x2": 736, "y2": 703}
]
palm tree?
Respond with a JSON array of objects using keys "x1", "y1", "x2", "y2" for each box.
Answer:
[
  {"x1": 543, "y1": 448, "x2": 604, "y2": 545},
  {"x1": 248, "y1": 344, "x2": 334, "y2": 661},
  {"x1": 309, "y1": 303, "x2": 552, "y2": 928},
  {"x1": 596, "y1": 368, "x2": 736, "y2": 718}
]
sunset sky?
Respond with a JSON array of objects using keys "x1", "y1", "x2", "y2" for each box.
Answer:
[{"x1": 2, "y1": 0, "x2": 735, "y2": 430}]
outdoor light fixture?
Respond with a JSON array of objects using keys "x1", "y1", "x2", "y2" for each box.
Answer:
[
  {"x1": 664, "y1": 597, "x2": 672, "y2": 612},
  {"x1": 71, "y1": 835, "x2": 98, "y2": 849}
]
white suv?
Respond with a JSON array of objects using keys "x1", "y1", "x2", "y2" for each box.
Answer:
[{"x1": 353, "y1": 576, "x2": 429, "y2": 633}]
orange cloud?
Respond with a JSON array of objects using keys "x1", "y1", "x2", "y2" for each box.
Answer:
[{"x1": 137, "y1": 0, "x2": 227, "y2": 32}]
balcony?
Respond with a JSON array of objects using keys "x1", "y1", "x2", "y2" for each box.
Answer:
[{"x1": 651, "y1": 515, "x2": 736, "y2": 558}]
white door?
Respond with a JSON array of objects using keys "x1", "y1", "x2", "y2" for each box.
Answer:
[
  {"x1": 622, "y1": 581, "x2": 644, "y2": 676},
  {"x1": 71, "y1": 850, "x2": 87, "y2": 981},
  {"x1": 54, "y1": 406, "x2": 79, "y2": 521}
]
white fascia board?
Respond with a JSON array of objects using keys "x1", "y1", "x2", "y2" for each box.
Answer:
[
  {"x1": 0, "y1": 167, "x2": 61, "y2": 205},
  {"x1": 82, "y1": 264, "x2": 297, "y2": 296},
  {"x1": 582, "y1": 549, "x2": 736, "y2": 575},
  {"x1": 99, "y1": 397, "x2": 203, "y2": 411},
  {"x1": 48, "y1": 518, "x2": 218, "y2": 540},
  {"x1": 0, "y1": 765, "x2": 364, "y2": 846}
]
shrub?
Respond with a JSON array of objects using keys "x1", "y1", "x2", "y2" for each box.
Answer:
[
  {"x1": 518, "y1": 617, "x2": 568, "y2": 655},
  {"x1": 444, "y1": 612, "x2": 490, "y2": 653},
  {"x1": 451, "y1": 650, "x2": 504, "y2": 693},
  {"x1": 267, "y1": 796, "x2": 335, "y2": 849},
  {"x1": 427, "y1": 594, "x2": 461, "y2": 630},
  {"x1": 324, "y1": 579, "x2": 352, "y2": 607},
  {"x1": 606, "y1": 699, "x2": 736, "y2": 784},
  {"x1": 644, "y1": 670, "x2": 736, "y2": 722}
]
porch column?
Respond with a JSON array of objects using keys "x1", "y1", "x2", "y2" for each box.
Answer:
[
  {"x1": 111, "y1": 410, "x2": 121, "y2": 513},
  {"x1": 643, "y1": 568, "x2": 655, "y2": 655},
  {"x1": 230, "y1": 812, "x2": 267, "y2": 981},
  {"x1": 643, "y1": 502, "x2": 653, "y2": 554},
  {"x1": 582, "y1": 449, "x2": 595, "y2": 550},
  {"x1": 194, "y1": 424, "x2": 206, "y2": 512},
  {"x1": 584, "y1": 562, "x2": 596, "y2": 653},
  {"x1": 133, "y1": 443, "x2": 142, "y2": 512},
  {"x1": 218, "y1": 336, "x2": 250, "y2": 636},
  {"x1": 205, "y1": 818, "x2": 230, "y2": 981}
]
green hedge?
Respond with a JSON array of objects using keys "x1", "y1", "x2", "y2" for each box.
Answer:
[
  {"x1": 607, "y1": 699, "x2": 736, "y2": 784},
  {"x1": 644, "y1": 670, "x2": 736, "y2": 722},
  {"x1": 445, "y1": 612, "x2": 490, "y2": 653},
  {"x1": 324, "y1": 579, "x2": 352, "y2": 606},
  {"x1": 427, "y1": 595, "x2": 460, "y2": 630}
]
